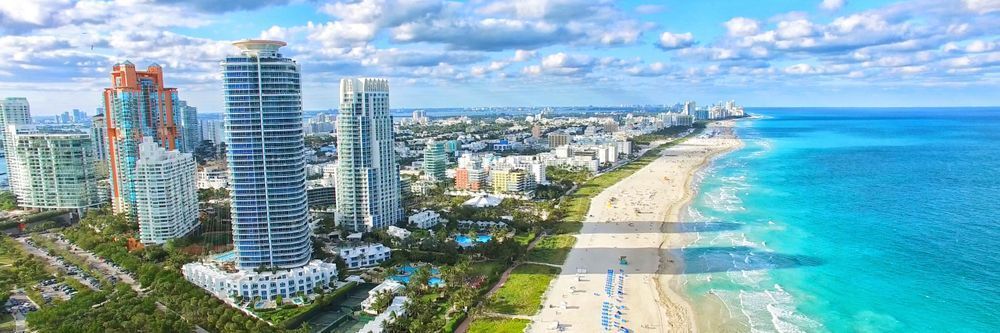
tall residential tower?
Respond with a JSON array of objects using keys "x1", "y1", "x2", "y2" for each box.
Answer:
[
  {"x1": 102, "y1": 62, "x2": 181, "y2": 217},
  {"x1": 0, "y1": 97, "x2": 33, "y2": 157},
  {"x1": 335, "y1": 78, "x2": 403, "y2": 231},
  {"x1": 183, "y1": 40, "x2": 335, "y2": 302},
  {"x1": 221, "y1": 40, "x2": 311, "y2": 270}
]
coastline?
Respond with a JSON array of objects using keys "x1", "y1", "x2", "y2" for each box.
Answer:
[
  {"x1": 530, "y1": 120, "x2": 744, "y2": 332},
  {"x1": 657, "y1": 120, "x2": 746, "y2": 333}
]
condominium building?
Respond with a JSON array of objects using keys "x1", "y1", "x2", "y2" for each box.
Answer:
[
  {"x1": 490, "y1": 169, "x2": 535, "y2": 194},
  {"x1": 184, "y1": 39, "x2": 335, "y2": 302},
  {"x1": 199, "y1": 120, "x2": 225, "y2": 144},
  {"x1": 422, "y1": 140, "x2": 446, "y2": 181},
  {"x1": 335, "y1": 78, "x2": 403, "y2": 231},
  {"x1": 0, "y1": 97, "x2": 32, "y2": 157},
  {"x1": 220, "y1": 39, "x2": 311, "y2": 270},
  {"x1": 102, "y1": 62, "x2": 182, "y2": 217},
  {"x1": 338, "y1": 243, "x2": 391, "y2": 269},
  {"x1": 548, "y1": 133, "x2": 570, "y2": 147},
  {"x1": 454, "y1": 167, "x2": 485, "y2": 191},
  {"x1": 4, "y1": 125, "x2": 102, "y2": 210},
  {"x1": 176, "y1": 100, "x2": 201, "y2": 153},
  {"x1": 134, "y1": 137, "x2": 198, "y2": 244}
]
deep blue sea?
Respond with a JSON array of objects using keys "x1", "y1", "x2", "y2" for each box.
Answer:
[{"x1": 682, "y1": 108, "x2": 1000, "y2": 333}]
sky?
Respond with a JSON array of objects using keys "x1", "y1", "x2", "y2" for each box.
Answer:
[{"x1": 0, "y1": 0, "x2": 998, "y2": 115}]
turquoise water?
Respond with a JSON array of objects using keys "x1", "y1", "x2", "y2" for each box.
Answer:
[
  {"x1": 454, "y1": 234, "x2": 492, "y2": 247},
  {"x1": 682, "y1": 108, "x2": 1000, "y2": 332},
  {"x1": 213, "y1": 250, "x2": 237, "y2": 262},
  {"x1": 391, "y1": 264, "x2": 444, "y2": 287}
]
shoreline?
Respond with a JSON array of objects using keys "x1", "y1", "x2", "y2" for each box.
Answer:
[
  {"x1": 530, "y1": 120, "x2": 744, "y2": 332},
  {"x1": 657, "y1": 120, "x2": 746, "y2": 332}
]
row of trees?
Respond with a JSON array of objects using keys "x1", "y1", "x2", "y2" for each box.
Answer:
[{"x1": 46, "y1": 211, "x2": 302, "y2": 333}]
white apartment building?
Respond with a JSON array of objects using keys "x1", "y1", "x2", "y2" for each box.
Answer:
[
  {"x1": 196, "y1": 167, "x2": 229, "y2": 189},
  {"x1": 134, "y1": 137, "x2": 199, "y2": 244},
  {"x1": 387, "y1": 225, "x2": 411, "y2": 239},
  {"x1": 339, "y1": 243, "x2": 391, "y2": 269},
  {"x1": 182, "y1": 260, "x2": 337, "y2": 301},
  {"x1": 408, "y1": 210, "x2": 442, "y2": 229},
  {"x1": 0, "y1": 97, "x2": 32, "y2": 157},
  {"x1": 336, "y1": 78, "x2": 403, "y2": 231}
]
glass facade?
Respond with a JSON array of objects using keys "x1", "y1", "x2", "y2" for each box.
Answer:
[{"x1": 222, "y1": 40, "x2": 312, "y2": 270}]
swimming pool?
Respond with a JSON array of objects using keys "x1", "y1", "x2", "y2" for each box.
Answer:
[
  {"x1": 390, "y1": 264, "x2": 445, "y2": 287},
  {"x1": 454, "y1": 234, "x2": 492, "y2": 247},
  {"x1": 214, "y1": 251, "x2": 237, "y2": 262}
]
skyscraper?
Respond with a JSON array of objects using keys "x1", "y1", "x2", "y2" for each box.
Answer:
[
  {"x1": 102, "y1": 62, "x2": 181, "y2": 217},
  {"x1": 90, "y1": 114, "x2": 109, "y2": 161},
  {"x1": 336, "y1": 78, "x2": 403, "y2": 231},
  {"x1": 184, "y1": 40, "x2": 336, "y2": 302},
  {"x1": 0, "y1": 97, "x2": 32, "y2": 157},
  {"x1": 4, "y1": 125, "x2": 101, "y2": 210},
  {"x1": 222, "y1": 40, "x2": 311, "y2": 270},
  {"x1": 422, "y1": 140, "x2": 446, "y2": 181},
  {"x1": 176, "y1": 100, "x2": 201, "y2": 153},
  {"x1": 135, "y1": 137, "x2": 198, "y2": 244}
]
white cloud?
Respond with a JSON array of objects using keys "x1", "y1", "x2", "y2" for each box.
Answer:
[
  {"x1": 635, "y1": 4, "x2": 665, "y2": 15},
  {"x1": 513, "y1": 49, "x2": 537, "y2": 62},
  {"x1": 658, "y1": 32, "x2": 694, "y2": 50},
  {"x1": 724, "y1": 17, "x2": 760, "y2": 37},
  {"x1": 963, "y1": 0, "x2": 1000, "y2": 14},
  {"x1": 819, "y1": 0, "x2": 846, "y2": 11},
  {"x1": 965, "y1": 40, "x2": 996, "y2": 53}
]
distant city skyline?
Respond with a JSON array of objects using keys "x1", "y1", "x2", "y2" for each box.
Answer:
[{"x1": 1, "y1": 0, "x2": 998, "y2": 115}]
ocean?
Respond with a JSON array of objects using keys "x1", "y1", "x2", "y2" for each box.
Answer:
[{"x1": 681, "y1": 108, "x2": 1000, "y2": 333}]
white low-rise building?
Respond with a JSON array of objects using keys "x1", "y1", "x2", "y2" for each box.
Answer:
[
  {"x1": 359, "y1": 296, "x2": 407, "y2": 333},
  {"x1": 182, "y1": 259, "x2": 337, "y2": 301},
  {"x1": 360, "y1": 279, "x2": 405, "y2": 314},
  {"x1": 196, "y1": 167, "x2": 229, "y2": 189},
  {"x1": 408, "y1": 210, "x2": 442, "y2": 229},
  {"x1": 339, "y1": 243, "x2": 391, "y2": 269},
  {"x1": 387, "y1": 226, "x2": 411, "y2": 239},
  {"x1": 458, "y1": 220, "x2": 509, "y2": 229}
]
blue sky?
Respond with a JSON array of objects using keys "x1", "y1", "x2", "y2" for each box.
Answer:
[{"x1": 0, "y1": 0, "x2": 998, "y2": 115}]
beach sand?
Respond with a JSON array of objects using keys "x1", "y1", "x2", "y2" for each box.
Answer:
[{"x1": 530, "y1": 121, "x2": 743, "y2": 332}]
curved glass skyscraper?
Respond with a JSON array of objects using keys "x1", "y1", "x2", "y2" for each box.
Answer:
[{"x1": 222, "y1": 40, "x2": 311, "y2": 270}]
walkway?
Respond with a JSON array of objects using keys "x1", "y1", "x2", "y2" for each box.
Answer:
[{"x1": 454, "y1": 232, "x2": 546, "y2": 332}]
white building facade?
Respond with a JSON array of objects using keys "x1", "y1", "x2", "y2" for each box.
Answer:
[
  {"x1": 408, "y1": 210, "x2": 442, "y2": 229},
  {"x1": 335, "y1": 78, "x2": 403, "y2": 231},
  {"x1": 0, "y1": 97, "x2": 32, "y2": 157},
  {"x1": 182, "y1": 260, "x2": 337, "y2": 301},
  {"x1": 135, "y1": 137, "x2": 199, "y2": 244},
  {"x1": 339, "y1": 243, "x2": 391, "y2": 269}
]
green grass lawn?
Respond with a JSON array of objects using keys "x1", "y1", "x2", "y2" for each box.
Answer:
[
  {"x1": 0, "y1": 313, "x2": 15, "y2": 332},
  {"x1": 513, "y1": 231, "x2": 536, "y2": 246},
  {"x1": 468, "y1": 316, "x2": 530, "y2": 333},
  {"x1": 486, "y1": 264, "x2": 559, "y2": 315},
  {"x1": 525, "y1": 235, "x2": 576, "y2": 265}
]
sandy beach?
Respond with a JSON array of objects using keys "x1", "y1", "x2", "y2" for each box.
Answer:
[{"x1": 530, "y1": 121, "x2": 743, "y2": 332}]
